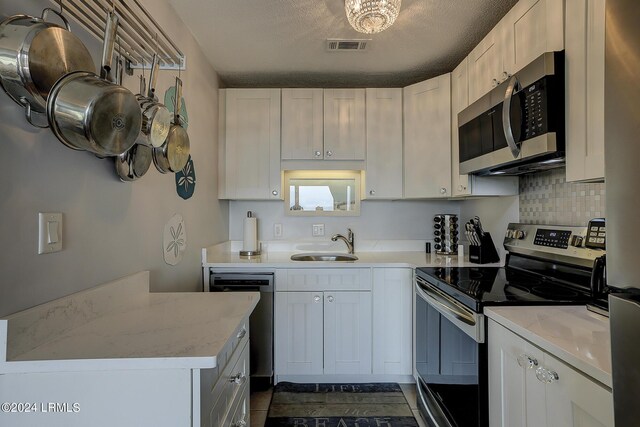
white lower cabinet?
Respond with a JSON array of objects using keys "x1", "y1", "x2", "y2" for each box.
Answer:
[
  {"x1": 275, "y1": 290, "x2": 372, "y2": 377},
  {"x1": 274, "y1": 267, "x2": 413, "y2": 382},
  {"x1": 274, "y1": 291, "x2": 324, "y2": 375},
  {"x1": 488, "y1": 320, "x2": 614, "y2": 427},
  {"x1": 372, "y1": 268, "x2": 413, "y2": 375}
]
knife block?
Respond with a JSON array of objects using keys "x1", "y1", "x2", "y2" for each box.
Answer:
[{"x1": 469, "y1": 233, "x2": 500, "y2": 264}]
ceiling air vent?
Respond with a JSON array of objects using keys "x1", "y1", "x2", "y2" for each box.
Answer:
[{"x1": 326, "y1": 39, "x2": 370, "y2": 52}]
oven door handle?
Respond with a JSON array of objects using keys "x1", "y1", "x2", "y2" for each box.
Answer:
[
  {"x1": 416, "y1": 277, "x2": 476, "y2": 326},
  {"x1": 417, "y1": 380, "x2": 455, "y2": 427}
]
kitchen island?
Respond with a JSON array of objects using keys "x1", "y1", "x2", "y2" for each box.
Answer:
[{"x1": 0, "y1": 271, "x2": 259, "y2": 427}]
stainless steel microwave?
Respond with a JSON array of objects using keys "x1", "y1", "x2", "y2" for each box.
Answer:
[{"x1": 458, "y1": 51, "x2": 565, "y2": 176}]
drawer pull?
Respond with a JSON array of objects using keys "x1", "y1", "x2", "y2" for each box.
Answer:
[
  {"x1": 237, "y1": 328, "x2": 247, "y2": 339},
  {"x1": 231, "y1": 419, "x2": 247, "y2": 427},
  {"x1": 535, "y1": 367, "x2": 559, "y2": 384},
  {"x1": 229, "y1": 372, "x2": 247, "y2": 385},
  {"x1": 517, "y1": 354, "x2": 538, "y2": 370}
]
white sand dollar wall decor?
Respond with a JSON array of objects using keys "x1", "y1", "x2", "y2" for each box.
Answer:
[{"x1": 163, "y1": 214, "x2": 186, "y2": 265}]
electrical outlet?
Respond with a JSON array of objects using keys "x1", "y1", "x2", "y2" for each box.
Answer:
[
  {"x1": 312, "y1": 224, "x2": 325, "y2": 237},
  {"x1": 274, "y1": 223, "x2": 283, "y2": 238}
]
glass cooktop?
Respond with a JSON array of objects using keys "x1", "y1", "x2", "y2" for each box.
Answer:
[{"x1": 416, "y1": 266, "x2": 593, "y2": 312}]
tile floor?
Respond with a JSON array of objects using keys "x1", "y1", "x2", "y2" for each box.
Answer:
[{"x1": 249, "y1": 383, "x2": 426, "y2": 427}]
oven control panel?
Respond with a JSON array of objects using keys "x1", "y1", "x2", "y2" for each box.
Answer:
[
  {"x1": 533, "y1": 229, "x2": 572, "y2": 248},
  {"x1": 504, "y1": 223, "x2": 605, "y2": 266}
]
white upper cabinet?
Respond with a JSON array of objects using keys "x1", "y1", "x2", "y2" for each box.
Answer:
[
  {"x1": 565, "y1": 0, "x2": 606, "y2": 182},
  {"x1": 451, "y1": 59, "x2": 471, "y2": 197},
  {"x1": 468, "y1": 0, "x2": 565, "y2": 104},
  {"x1": 219, "y1": 89, "x2": 281, "y2": 200},
  {"x1": 364, "y1": 88, "x2": 403, "y2": 199},
  {"x1": 403, "y1": 74, "x2": 452, "y2": 198},
  {"x1": 468, "y1": 26, "x2": 505, "y2": 104},
  {"x1": 501, "y1": 0, "x2": 565, "y2": 76},
  {"x1": 323, "y1": 89, "x2": 366, "y2": 160},
  {"x1": 281, "y1": 89, "x2": 324, "y2": 160}
]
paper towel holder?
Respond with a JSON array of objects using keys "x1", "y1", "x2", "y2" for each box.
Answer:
[{"x1": 240, "y1": 211, "x2": 262, "y2": 257}]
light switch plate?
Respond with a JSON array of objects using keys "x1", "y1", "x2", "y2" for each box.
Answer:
[
  {"x1": 38, "y1": 212, "x2": 62, "y2": 254},
  {"x1": 274, "y1": 223, "x2": 283, "y2": 238},
  {"x1": 312, "y1": 224, "x2": 325, "y2": 237}
]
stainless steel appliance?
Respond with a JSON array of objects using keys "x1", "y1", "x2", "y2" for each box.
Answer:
[
  {"x1": 208, "y1": 271, "x2": 274, "y2": 389},
  {"x1": 415, "y1": 223, "x2": 605, "y2": 426},
  {"x1": 604, "y1": 0, "x2": 640, "y2": 424},
  {"x1": 458, "y1": 51, "x2": 565, "y2": 176}
]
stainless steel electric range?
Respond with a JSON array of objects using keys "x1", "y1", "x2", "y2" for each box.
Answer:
[{"x1": 414, "y1": 223, "x2": 607, "y2": 427}]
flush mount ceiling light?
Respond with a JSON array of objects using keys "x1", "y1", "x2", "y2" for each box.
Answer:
[{"x1": 345, "y1": 0, "x2": 402, "y2": 34}]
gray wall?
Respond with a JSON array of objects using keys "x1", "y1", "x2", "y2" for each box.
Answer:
[
  {"x1": 0, "y1": 0, "x2": 228, "y2": 316},
  {"x1": 519, "y1": 168, "x2": 606, "y2": 225}
]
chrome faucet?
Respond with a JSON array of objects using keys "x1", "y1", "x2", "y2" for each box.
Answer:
[{"x1": 331, "y1": 228, "x2": 355, "y2": 254}]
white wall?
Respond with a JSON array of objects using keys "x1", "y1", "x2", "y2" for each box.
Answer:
[
  {"x1": 229, "y1": 200, "x2": 463, "y2": 242},
  {"x1": 459, "y1": 196, "x2": 520, "y2": 262},
  {"x1": 0, "y1": 0, "x2": 227, "y2": 316}
]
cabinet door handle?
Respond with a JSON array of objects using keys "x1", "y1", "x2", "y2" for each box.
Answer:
[
  {"x1": 272, "y1": 189, "x2": 279, "y2": 196},
  {"x1": 517, "y1": 353, "x2": 538, "y2": 369},
  {"x1": 327, "y1": 295, "x2": 334, "y2": 303},
  {"x1": 440, "y1": 187, "x2": 447, "y2": 195},
  {"x1": 314, "y1": 150, "x2": 322, "y2": 157},
  {"x1": 237, "y1": 327, "x2": 247, "y2": 339},
  {"x1": 535, "y1": 366, "x2": 559, "y2": 384},
  {"x1": 326, "y1": 150, "x2": 333, "y2": 157},
  {"x1": 231, "y1": 418, "x2": 247, "y2": 427},
  {"x1": 369, "y1": 190, "x2": 376, "y2": 196},
  {"x1": 314, "y1": 295, "x2": 321, "y2": 303},
  {"x1": 229, "y1": 372, "x2": 247, "y2": 385}
]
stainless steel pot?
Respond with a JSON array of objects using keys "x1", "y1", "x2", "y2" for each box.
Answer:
[
  {"x1": 136, "y1": 54, "x2": 171, "y2": 148},
  {"x1": 153, "y1": 77, "x2": 190, "y2": 173},
  {"x1": 115, "y1": 143, "x2": 152, "y2": 181},
  {"x1": 0, "y1": 8, "x2": 95, "y2": 127},
  {"x1": 46, "y1": 11, "x2": 141, "y2": 156}
]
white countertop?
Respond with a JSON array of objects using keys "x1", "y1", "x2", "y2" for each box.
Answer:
[
  {"x1": 202, "y1": 241, "x2": 502, "y2": 269},
  {"x1": 485, "y1": 306, "x2": 611, "y2": 387},
  {"x1": 0, "y1": 272, "x2": 259, "y2": 373}
]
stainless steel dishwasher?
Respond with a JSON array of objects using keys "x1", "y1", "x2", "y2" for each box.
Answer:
[{"x1": 208, "y1": 271, "x2": 274, "y2": 389}]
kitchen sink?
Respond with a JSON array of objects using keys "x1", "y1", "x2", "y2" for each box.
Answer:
[{"x1": 290, "y1": 253, "x2": 358, "y2": 262}]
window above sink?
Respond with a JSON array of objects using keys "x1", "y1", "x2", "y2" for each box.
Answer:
[{"x1": 284, "y1": 170, "x2": 361, "y2": 216}]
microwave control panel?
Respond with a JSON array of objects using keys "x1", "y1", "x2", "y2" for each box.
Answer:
[{"x1": 522, "y1": 79, "x2": 548, "y2": 140}]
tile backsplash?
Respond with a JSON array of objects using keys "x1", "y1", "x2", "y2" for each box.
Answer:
[{"x1": 519, "y1": 168, "x2": 605, "y2": 226}]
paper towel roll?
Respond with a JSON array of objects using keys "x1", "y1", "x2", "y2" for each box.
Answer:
[{"x1": 243, "y1": 216, "x2": 258, "y2": 252}]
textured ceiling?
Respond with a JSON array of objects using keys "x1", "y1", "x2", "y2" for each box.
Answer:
[{"x1": 168, "y1": 0, "x2": 518, "y2": 87}]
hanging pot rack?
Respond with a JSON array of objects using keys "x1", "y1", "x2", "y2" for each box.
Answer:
[{"x1": 49, "y1": 0, "x2": 186, "y2": 72}]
